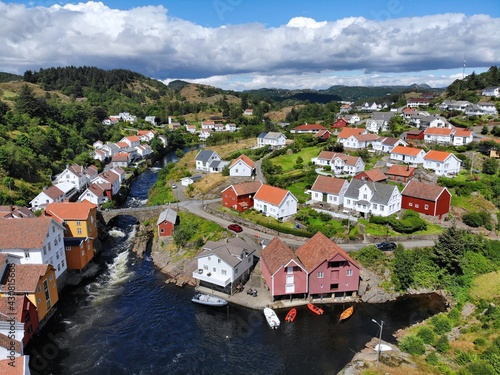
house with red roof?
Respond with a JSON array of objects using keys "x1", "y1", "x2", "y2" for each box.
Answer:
[
  {"x1": 290, "y1": 124, "x2": 327, "y2": 134},
  {"x1": 111, "y1": 151, "x2": 131, "y2": 168},
  {"x1": 343, "y1": 133, "x2": 380, "y2": 149},
  {"x1": 295, "y1": 232, "x2": 360, "y2": 298},
  {"x1": 120, "y1": 135, "x2": 141, "y2": 148},
  {"x1": 353, "y1": 169, "x2": 387, "y2": 183},
  {"x1": 402, "y1": 180, "x2": 451, "y2": 218},
  {"x1": 0, "y1": 295, "x2": 39, "y2": 347},
  {"x1": 423, "y1": 150, "x2": 461, "y2": 176},
  {"x1": 333, "y1": 118, "x2": 348, "y2": 129},
  {"x1": 424, "y1": 127, "x2": 454, "y2": 144},
  {"x1": 222, "y1": 181, "x2": 263, "y2": 212},
  {"x1": 229, "y1": 155, "x2": 255, "y2": 177},
  {"x1": 0, "y1": 263, "x2": 59, "y2": 325},
  {"x1": 313, "y1": 129, "x2": 332, "y2": 140},
  {"x1": 260, "y1": 237, "x2": 308, "y2": 299},
  {"x1": 253, "y1": 184, "x2": 298, "y2": 220},
  {"x1": 337, "y1": 128, "x2": 366, "y2": 144},
  {"x1": 78, "y1": 183, "x2": 109, "y2": 206},
  {"x1": 137, "y1": 129, "x2": 157, "y2": 142},
  {"x1": 390, "y1": 145, "x2": 426, "y2": 164},
  {"x1": 309, "y1": 176, "x2": 349, "y2": 205},
  {"x1": 385, "y1": 165, "x2": 415, "y2": 183},
  {"x1": 452, "y1": 128, "x2": 474, "y2": 146}
]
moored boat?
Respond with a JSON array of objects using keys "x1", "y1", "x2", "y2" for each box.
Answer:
[
  {"x1": 339, "y1": 306, "x2": 354, "y2": 321},
  {"x1": 264, "y1": 307, "x2": 280, "y2": 329},
  {"x1": 285, "y1": 308, "x2": 297, "y2": 322},
  {"x1": 307, "y1": 303, "x2": 324, "y2": 315},
  {"x1": 191, "y1": 292, "x2": 228, "y2": 307}
]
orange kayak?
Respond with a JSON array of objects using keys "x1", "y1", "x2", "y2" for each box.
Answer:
[
  {"x1": 307, "y1": 303, "x2": 324, "y2": 315},
  {"x1": 339, "y1": 306, "x2": 354, "y2": 321},
  {"x1": 285, "y1": 308, "x2": 297, "y2": 322}
]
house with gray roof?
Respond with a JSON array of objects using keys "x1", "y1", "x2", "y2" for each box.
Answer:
[
  {"x1": 195, "y1": 150, "x2": 222, "y2": 172},
  {"x1": 192, "y1": 237, "x2": 259, "y2": 294},
  {"x1": 157, "y1": 208, "x2": 177, "y2": 237},
  {"x1": 257, "y1": 132, "x2": 287, "y2": 149},
  {"x1": 343, "y1": 179, "x2": 401, "y2": 217}
]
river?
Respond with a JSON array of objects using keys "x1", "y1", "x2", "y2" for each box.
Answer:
[{"x1": 26, "y1": 148, "x2": 447, "y2": 375}]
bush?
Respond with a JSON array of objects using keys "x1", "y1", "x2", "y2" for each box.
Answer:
[
  {"x1": 462, "y1": 212, "x2": 491, "y2": 228},
  {"x1": 352, "y1": 246, "x2": 384, "y2": 266},
  {"x1": 460, "y1": 361, "x2": 496, "y2": 375},
  {"x1": 435, "y1": 335, "x2": 450, "y2": 353},
  {"x1": 473, "y1": 337, "x2": 488, "y2": 348},
  {"x1": 417, "y1": 327, "x2": 436, "y2": 345},
  {"x1": 400, "y1": 335, "x2": 426, "y2": 356},
  {"x1": 426, "y1": 352, "x2": 440, "y2": 365},
  {"x1": 431, "y1": 315, "x2": 452, "y2": 334}
]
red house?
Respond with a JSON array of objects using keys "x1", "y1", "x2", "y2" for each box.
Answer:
[
  {"x1": 385, "y1": 164, "x2": 415, "y2": 183},
  {"x1": 260, "y1": 237, "x2": 308, "y2": 300},
  {"x1": 333, "y1": 118, "x2": 348, "y2": 129},
  {"x1": 157, "y1": 208, "x2": 178, "y2": 237},
  {"x1": 221, "y1": 181, "x2": 262, "y2": 212},
  {"x1": 353, "y1": 169, "x2": 387, "y2": 182},
  {"x1": 405, "y1": 129, "x2": 425, "y2": 140},
  {"x1": 296, "y1": 232, "x2": 360, "y2": 298},
  {"x1": 0, "y1": 295, "x2": 39, "y2": 347},
  {"x1": 401, "y1": 180, "x2": 451, "y2": 218}
]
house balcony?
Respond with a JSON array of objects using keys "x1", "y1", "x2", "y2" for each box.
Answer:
[{"x1": 192, "y1": 269, "x2": 231, "y2": 287}]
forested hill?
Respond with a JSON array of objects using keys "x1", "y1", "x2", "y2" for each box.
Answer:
[
  {"x1": 0, "y1": 72, "x2": 22, "y2": 82},
  {"x1": 22, "y1": 66, "x2": 171, "y2": 100},
  {"x1": 446, "y1": 66, "x2": 500, "y2": 100}
]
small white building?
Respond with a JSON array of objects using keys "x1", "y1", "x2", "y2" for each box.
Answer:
[
  {"x1": 343, "y1": 180, "x2": 402, "y2": 217},
  {"x1": 309, "y1": 176, "x2": 349, "y2": 206},
  {"x1": 229, "y1": 155, "x2": 255, "y2": 177},
  {"x1": 390, "y1": 146, "x2": 426, "y2": 164},
  {"x1": 423, "y1": 150, "x2": 461, "y2": 176},
  {"x1": 253, "y1": 184, "x2": 298, "y2": 220}
]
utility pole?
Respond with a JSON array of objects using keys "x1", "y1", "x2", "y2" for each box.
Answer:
[{"x1": 372, "y1": 319, "x2": 384, "y2": 369}]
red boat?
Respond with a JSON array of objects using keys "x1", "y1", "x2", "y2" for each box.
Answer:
[
  {"x1": 307, "y1": 303, "x2": 324, "y2": 315},
  {"x1": 285, "y1": 308, "x2": 297, "y2": 322}
]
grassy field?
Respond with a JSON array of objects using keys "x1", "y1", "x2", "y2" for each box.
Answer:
[
  {"x1": 470, "y1": 271, "x2": 500, "y2": 300},
  {"x1": 270, "y1": 146, "x2": 320, "y2": 172},
  {"x1": 287, "y1": 181, "x2": 310, "y2": 203}
]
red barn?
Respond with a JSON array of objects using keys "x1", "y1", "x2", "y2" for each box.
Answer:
[
  {"x1": 221, "y1": 181, "x2": 262, "y2": 212},
  {"x1": 401, "y1": 180, "x2": 451, "y2": 218},
  {"x1": 157, "y1": 208, "x2": 177, "y2": 237},
  {"x1": 405, "y1": 129, "x2": 424, "y2": 140},
  {"x1": 260, "y1": 237, "x2": 308, "y2": 300}
]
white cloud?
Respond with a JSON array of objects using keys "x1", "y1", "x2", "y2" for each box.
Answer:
[{"x1": 0, "y1": 1, "x2": 498, "y2": 89}]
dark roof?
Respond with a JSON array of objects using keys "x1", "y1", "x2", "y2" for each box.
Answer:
[{"x1": 401, "y1": 180, "x2": 450, "y2": 201}]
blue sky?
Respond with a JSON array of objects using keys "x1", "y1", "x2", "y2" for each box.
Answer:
[{"x1": 1, "y1": 0, "x2": 499, "y2": 90}]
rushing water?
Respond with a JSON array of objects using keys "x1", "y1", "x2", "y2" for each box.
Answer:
[{"x1": 26, "y1": 148, "x2": 447, "y2": 375}]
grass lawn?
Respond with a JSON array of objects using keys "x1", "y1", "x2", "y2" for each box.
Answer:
[
  {"x1": 359, "y1": 218, "x2": 443, "y2": 237},
  {"x1": 270, "y1": 146, "x2": 321, "y2": 172},
  {"x1": 287, "y1": 181, "x2": 310, "y2": 203},
  {"x1": 470, "y1": 271, "x2": 500, "y2": 300},
  {"x1": 451, "y1": 193, "x2": 496, "y2": 212}
]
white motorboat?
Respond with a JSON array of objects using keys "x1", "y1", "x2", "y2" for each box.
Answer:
[
  {"x1": 191, "y1": 293, "x2": 228, "y2": 307},
  {"x1": 264, "y1": 307, "x2": 280, "y2": 329}
]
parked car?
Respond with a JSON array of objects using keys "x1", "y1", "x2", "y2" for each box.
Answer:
[
  {"x1": 171, "y1": 184, "x2": 177, "y2": 189},
  {"x1": 228, "y1": 224, "x2": 243, "y2": 233},
  {"x1": 376, "y1": 242, "x2": 397, "y2": 251}
]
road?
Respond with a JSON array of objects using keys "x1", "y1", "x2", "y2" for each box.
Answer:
[{"x1": 178, "y1": 196, "x2": 437, "y2": 251}]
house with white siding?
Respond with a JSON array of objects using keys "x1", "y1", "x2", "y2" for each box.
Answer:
[
  {"x1": 253, "y1": 184, "x2": 298, "y2": 220},
  {"x1": 390, "y1": 145, "x2": 426, "y2": 164},
  {"x1": 309, "y1": 176, "x2": 349, "y2": 206},
  {"x1": 423, "y1": 150, "x2": 461, "y2": 176},
  {"x1": 229, "y1": 155, "x2": 255, "y2": 177},
  {"x1": 343, "y1": 180, "x2": 402, "y2": 217}
]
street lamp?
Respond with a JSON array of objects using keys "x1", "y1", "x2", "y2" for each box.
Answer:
[{"x1": 372, "y1": 319, "x2": 384, "y2": 369}]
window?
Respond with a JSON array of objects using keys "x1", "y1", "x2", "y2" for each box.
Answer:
[
  {"x1": 287, "y1": 266, "x2": 294, "y2": 274},
  {"x1": 218, "y1": 259, "x2": 221, "y2": 263},
  {"x1": 213, "y1": 267, "x2": 216, "y2": 272},
  {"x1": 76, "y1": 220, "x2": 81, "y2": 226},
  {"x1": 49, "y1": 275, "x2": 53, "y2": 281},
  {"x1": 424, "y1": 204, "x2": 429, "y2": 210},
  {"x1": 48, "y1": 242, "x2": 51, "y2": 251},
  {"x1": 203, "y1": 265, "x2": 208, "y2": 270},
  {"x1": 208, "y1": 256, "x2": 211, "y2": 261},
  {"x1": 409, "y1": 202, "x2": 413, "y2": 207},
  {"x1": 77, "y1": 228, "x2": 82, "y2": 235},
  {"x1": 221, "y1": 270, "x2": 227, "y2": 275},
  {"x1": 415, "y1": 204, "x2": 419, "y2": 208},
  {"x1": 317, "y1": 271, "x2": 324, "y2": 278},
  {"x1": 43, "y1": 246, "x2": 47, "y2": 255},
  {"x1": 347, "y1": 270, "x2": 353, "y2": 277},
  {"x1": 24, "y1": 251, "x2": 30, "y2": 258}
]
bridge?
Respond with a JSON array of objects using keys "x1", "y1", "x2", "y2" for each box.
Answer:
[{"x1": 99, "y1": 205, "x2": 171, "y2": 224}]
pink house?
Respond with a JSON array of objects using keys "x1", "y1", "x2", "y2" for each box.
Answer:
[
  {"x1": 296, "y1": 232, "x2": 360, "y2": 298},
  {"x1": 260, "y1": 237, "x2": 308, "y2": 299}
]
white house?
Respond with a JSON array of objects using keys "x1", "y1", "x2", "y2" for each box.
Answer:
[
  {"x1": 120, "y1": 136, "x2": 141, "y2": 148},
  {"x1": 201, "y1": 121, "x2": 215, "y2": 130},
  {"x1": 136, "y1": 145, "x2": 153, "y2": 158},
  {"x1": 78, "y1": 183, "x2": 109, "y2": 206},
  {"x1": 185, "y1": 124, "x2": 197, "y2": 134},
  {"x1": 229, "y1": 155, "x2": 255, "y2": 177},
  {"x1": 137, "y1": 130, "x2": 157, "y2": 142},
  {"x1": 0, "y1": 216, "x2": 68, "y2": 280},
  {"x1": 372, "y1": 137, "x2": 408, "y2": 153},
  {"x1": 144, "y1": 116, "x2": 156, "y2": 125},
  {"x1": 311, "y1": 151, "x2": 365, "y2": 175},
  {"x1": 390, "y1": 145, "x2": 426, "y2": 164},
  {"x1": 195, "y1": 150, "x2": 222, "y2": 171},
  {"x1": 452, "y1": 128, "x2": 474, "y2": 146},
  {"x1": 343, "y1": 133, "x2": 379, "y2": 149},
  {"x1": 365, "y1": 119, "x2": 386, "y2": 134},
  {"x1": 482, "y1": 86, "x2": 500, "y2": 97},
  {"x1": 192, "y1": 237, "x2": 258, "y2": 294},
  {"x1": 309, "y1": 176, "x2": 349, "y2": 206},
  {"x1": 225, "y1": 123, "x2": 237, "y2": 132},
  {"x1": 253, "y1": 184, "x2": 298, "y2": 220},
  {"x1": 111, "y1": 152, "x2": 131, "y2": 168},
  {"x1": 423, "y1": 150, "x2": 461, "y2": 176},
  {"x1": 30, "y1": 185, "x2": 66, "y2": 210},
  {"x1": 93, "y1": 149, "x2": 107, "y2": 162},
  {"x1": 180, "y1": 175, "x2": 202, "y2": 186},
  {"x1": 343, "y1": 180, "x2": 402, "y2": 217},
  {"x1": 477, "y1": 102, "x2": 498, "y2": 115},
  {"x1": 424, "y1": 128, "x2": 454, "y2": 144},
  {"x1": 92, "y1": 170, "x2": 121, "y2": 196},
  {"x1": 257, "y1": 132, "x2": 287, "y2": 149},
  {"x1": 54, "y1": 164, "x2": 89, "y2": 191}
]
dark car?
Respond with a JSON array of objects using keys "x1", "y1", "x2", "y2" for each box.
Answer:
[
  {"x1": 228, "y1": 224, "x2": 243, "y2": 233},
  {"x1": 376, "y1": 242, "x2": 397, "y2": 251}
]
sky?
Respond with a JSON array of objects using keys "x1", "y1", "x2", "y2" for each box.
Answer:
[{"x1": 1, "y1": 0, "x2": 499, "y2": 91}]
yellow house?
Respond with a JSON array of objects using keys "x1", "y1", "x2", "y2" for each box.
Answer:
[
  {"x1": 0, "y1": 264, "x2": 58, "y2": 323},
  {"x1": 45, "y1": 201, "x2": 98, "y2": 270}
]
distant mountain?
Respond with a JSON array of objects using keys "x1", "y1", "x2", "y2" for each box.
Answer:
[{"x1": 245, "y1": 84, "x2": 443, "y2": 103}]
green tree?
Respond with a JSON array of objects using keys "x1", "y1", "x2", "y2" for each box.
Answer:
[
  {"x1": 482, "y1": 158, "x2": 499, "y2": 175},
  {"x1": 432, "y1": 226, "x2": 469, "y2": 275},
  {"x1": 393, "y1": 246, "x2": 415, "y2": 290}
]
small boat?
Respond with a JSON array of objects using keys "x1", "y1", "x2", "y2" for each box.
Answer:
[
  {"x1": 191, "y1": 293, "x2": 228, "y2": 307},
  {"x1": 264, "y1": 307, "x2": 280, "y2": 329},
  {"x1": 307, "y1": 303, "x2": 324, "y2": 315},
  {"x1": 375, "y1": 343, "x2": 393, "y2": 352},
  {"x1": 339, "y1": 306, "x2": 354, "y2": 322},
  {"x1": 285, "y1": 308, "x2": 297, "y2": 322}
]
